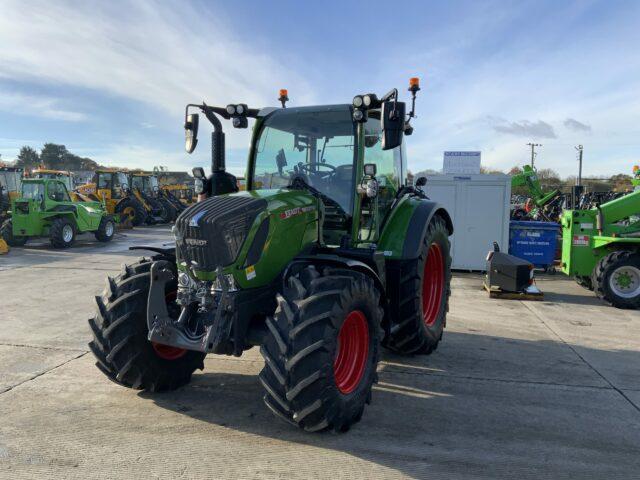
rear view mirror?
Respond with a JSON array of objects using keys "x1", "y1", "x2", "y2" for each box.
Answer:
[
  {"x1": 416, "y1": 177, "x2": 427, "y2": 187},
  {"x1": 185, "y1": 113, "x2": 199, "y2": 154},
  {"x1": 381, "y1": 101, "x2": 406, "y2": 151},
  {"x1": 192, "y1": 167, "x2": 205, "y2": 179}
]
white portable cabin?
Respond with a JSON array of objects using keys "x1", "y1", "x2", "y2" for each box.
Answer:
[{"x1": 424, "y1": 174, "x2": 511, "y2": 270}]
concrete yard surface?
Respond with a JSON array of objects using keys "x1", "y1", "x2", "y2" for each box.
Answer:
[{"x1": 0, "y1": 226, "x2": 639, "y2": 479}]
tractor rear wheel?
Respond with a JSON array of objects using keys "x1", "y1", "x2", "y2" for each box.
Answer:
[
  {"x1": 259, "y1": 265, "x2": 383, "y2": 432},
  {"x1": 592, "y1": 251, "x2": 640, "y2": 309},
  {"x1": 88, "y1": 257, "x2": 205, "y2": 391},
  {"x1": 50, "y1": 217, "x2": 75, "y2": 248},
  {"x1": 94, "y1": 216, "x2": 115, "y2": 242},
  {"x1": 384, "y1": 215, "x2": 451, "y2": 355},
  {"x1": 1, "y1": 219, "x2": 28, "y2": 246}
]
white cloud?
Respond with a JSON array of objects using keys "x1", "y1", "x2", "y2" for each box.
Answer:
[
  {"x1": 0, "y1": 0, "x2": 315, "y2": 150},
  {"x1": 0, "y1": 92, "x2": 86, "y2": 122}
]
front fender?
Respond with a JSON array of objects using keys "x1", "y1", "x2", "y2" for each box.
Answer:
[{"x1": 378, "y1": 196, "x2": 453, "y2": 260}]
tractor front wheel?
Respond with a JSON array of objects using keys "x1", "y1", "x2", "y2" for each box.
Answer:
[
  {"x1": 384, "y1": 215, "x2": 451, "y2": 354},
  {"x1": 94, "y1": 216, "x2": 116, "y2": 242},
  {"x1": 88, "y1": 257, "x2": 205, "y2": 391},
  {"x1": 49, "y1": 217, "x2": 76, "y2": 248},
  {"x1": 259, "y1": 265, "x2": 383, "y2": 432},
  {"x1": 592, "y1": 251, "x2": 640, "y2": 309},
  {"x1": 116, "y1": 197, "x2": 147, "y2": 226},
  {"x1": 1, "y1": 219, "x2": 28, "y2": 246}
]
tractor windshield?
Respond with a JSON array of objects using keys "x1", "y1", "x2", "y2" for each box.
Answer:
[{"x1": 252, "y1": 107, "x2": 356, "y2": 212}]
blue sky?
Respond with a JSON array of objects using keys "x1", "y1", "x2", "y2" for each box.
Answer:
[{"x1": 0, "y1": 0, "x2": 639, "y2": 178}]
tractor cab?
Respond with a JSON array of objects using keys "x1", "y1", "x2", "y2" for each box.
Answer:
[
  {"x1": 95, "y1": 170, "x2": 130, "y2": 201},
  {"x1": 249, "y1": 105, "x2": 405, "y2": 246},
  {"x1": 130, "y1": 172, "x2": 158, "y2": 194},
  {"x1": 31, "y1": 168, "x2": 75, "y2": 192},
  {"x1": 0, "y1": 167, "x2": 24, "y2": 213}
]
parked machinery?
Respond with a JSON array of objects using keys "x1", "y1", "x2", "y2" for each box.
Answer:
[
  {"x1": 1, "y1": 178, "x2": 115, "y2": 248},
  {"x1": 511, "y1": 165, "x2": 561, "y2": 221},
  {"x1": 128, "y1": 171, "x2": 175, "y2": 223},
  {"x1": 77, "y1": 169, "x2": 147, "y2": 226},
  {"x1": 562, "y1": 189, "x2": 640, "y2": 308}
]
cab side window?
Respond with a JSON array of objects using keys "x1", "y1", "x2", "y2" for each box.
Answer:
[
  {"x1": 48, "y1": 182, "x2": 70, "y2": 202},
  {"x1": 363, "y1": 123, "x2": 402, "y2": 213}
]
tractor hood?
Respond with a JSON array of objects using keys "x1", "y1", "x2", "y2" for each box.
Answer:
[{"x1": 174, "y1": 189, "x2": 319, "y2": 286}]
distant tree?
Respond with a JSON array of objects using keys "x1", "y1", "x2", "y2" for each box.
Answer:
[
  {"x1": 508, "y1": 166, "x2": 523, "y2": 176},
  {"x1": 40, "y1": 143, "x2": 69, "y2": 170},
  {"x1": 15, "y1": 146, "x2": 40, "y2": 170},
  {"x1": 537, "y1": 168, "x2": 562, "y2": 189},
  {"x1": 610, "y1": 174, "x2": 632, "y2": 192},
  {"x1": 39, "y1": 143, "x2": 100, "y2": 171}
]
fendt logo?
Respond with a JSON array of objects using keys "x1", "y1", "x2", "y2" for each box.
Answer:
[
  {"x1": 185, "y1": 238, "x2": 208, "y2": 246},
  {"x1": 279, "y1": 206, "x2": 315, "y2": 219}
]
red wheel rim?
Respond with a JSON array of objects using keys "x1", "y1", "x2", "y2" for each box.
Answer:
[
  {"x1": 151, "y1": 291, "x2": 187, "y2": 361},
  {"x1": 333, "y1": 310, "x2": 369, "y2": 395},
  {"x1": 422, "y1": 242, "x2": 445, "y2": 327}
]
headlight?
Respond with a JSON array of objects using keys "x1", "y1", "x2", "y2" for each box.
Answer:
[
  {"x1": 353, "y1": 109, "x2": 365, "y2": 121},
  {"x1": 363, "y1": 95, "x2": 372, "y2": 107},
  {"x1": 226, "y1": 104, "x2": 236, "y2": 115},
  {"x1": 194, "y1": 178, "x2": 204, "y2": 194},
  {"x1": 352, "y1": 96, "x2": 363, "y2": 107},
  {"x1": 235, "y1": 104, "x2": 245, "y2": 115}
]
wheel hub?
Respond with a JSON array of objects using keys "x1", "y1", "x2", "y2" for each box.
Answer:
[
  {"x1": 105, "y1": 221, "x2": 114, "y2": 237},
  {"x1": 610, "y1": 265, "x2": 640, "y2": 298},
  {"x1": 422, "y1": 242, "x2": 445, "y2": 326},
  {"x1": 62, "y1": 225, "x2": 73, "y2": 243},
  {"x1": 333, "y1": 310, "x2": 369, "y2": 395}
]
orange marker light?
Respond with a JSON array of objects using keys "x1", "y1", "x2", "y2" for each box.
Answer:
[
  {"x1": 279, "y1": 89, "x2": 288, "y2": 98},
  {"x1": 409, "y1": 77, "x2": 420, "y2": 88}
]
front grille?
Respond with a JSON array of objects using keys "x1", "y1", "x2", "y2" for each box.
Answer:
[{"x1": 175, "y1": 195, "x2": 267, "y2": 270}]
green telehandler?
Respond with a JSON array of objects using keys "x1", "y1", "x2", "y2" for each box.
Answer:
[
  {"x1": 561, "y1": 188, "x2": 640, "y2": 308},
  {"x1": 1, "y1": 178, "x2": 115, "y2": 248},
  {"x1": 511, "y1": 165, "x2": 561, "y2": 221},
  {"x1": 88, "y1": 80, "x2": 454, "y2": 432}
]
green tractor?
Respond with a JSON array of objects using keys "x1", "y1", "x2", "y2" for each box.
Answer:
[
  {"x1": 562, "y1": 188, "x2": 640, "y2": 308},
  {"x1": 88, "y1": 80, "x2": 453, "y2": 432},
  {"x1": 1, "y1": 178, "x2": 116, "y2": 248}
]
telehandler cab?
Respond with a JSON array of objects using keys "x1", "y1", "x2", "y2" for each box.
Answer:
[{"x1": 89, "y1": 80, "x2": 453, "y2": 432}]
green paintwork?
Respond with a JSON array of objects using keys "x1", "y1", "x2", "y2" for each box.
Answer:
[
  {"x1": 376, "y1": 195, "x2": 421, "y2": 259},
  {"x1": 561, "y1": 188, "x2": 640, "y2": 277},
  {"x1": 511, "y1": 165, "x2": 559, "y2": 207},
  {"x1": 183, "y1": 189, "x2": 319, "y2": 289},
  {"x1": 10, "y1": 178, "x2": 107, "y2": 238}
]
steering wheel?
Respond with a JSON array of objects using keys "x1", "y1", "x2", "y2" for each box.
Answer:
[{"x1": 297, "y1": 162, "x2": 336, "y2": 179}]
